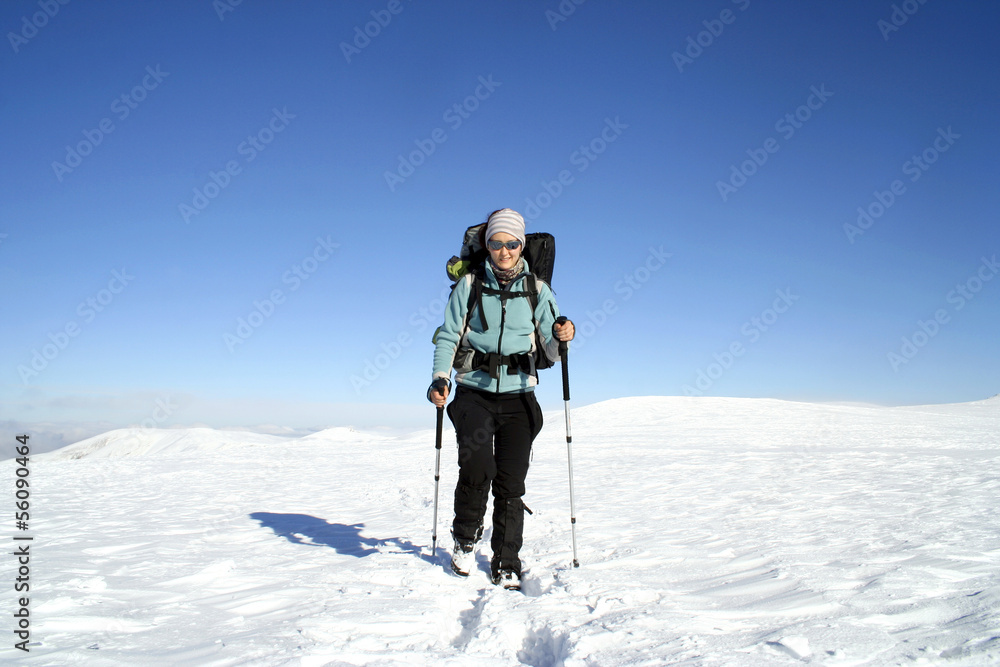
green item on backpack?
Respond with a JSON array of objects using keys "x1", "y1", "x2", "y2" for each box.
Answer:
[{"x1": 446, "y1": 223, "x2": 555, "y2": 286}]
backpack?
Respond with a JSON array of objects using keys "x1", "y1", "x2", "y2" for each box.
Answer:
[
  {"x1": 446, "y1": 223, "x2": 555, "y2": 286},
  {"x1": 438, "y1": 223, "x2": 557, "y2": 378}
]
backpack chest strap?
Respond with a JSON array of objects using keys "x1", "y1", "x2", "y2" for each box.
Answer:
[
  {"x1": 467, "y1": 274, "x2": 538, "y2": 332},
  {"x1": 480, "y1": 286, "x2": 534, "y2": 300}
]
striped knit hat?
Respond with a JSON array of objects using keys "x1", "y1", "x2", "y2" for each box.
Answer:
[{"x1": 485, "y1": 209, "x2": 526, "y2": 248}]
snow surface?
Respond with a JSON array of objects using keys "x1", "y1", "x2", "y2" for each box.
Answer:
[{"x1": 5, "y1": 396, "x2": 1000, "y2": 665}]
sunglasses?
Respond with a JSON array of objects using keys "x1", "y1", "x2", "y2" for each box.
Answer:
[{"x1": 487, "y1": 239, "x2": 522, "y2": 251}]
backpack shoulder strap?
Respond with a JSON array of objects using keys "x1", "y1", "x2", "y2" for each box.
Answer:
[
  {"x1": 524, "y1": 273, "x2": 539, "y2": 322},
  {"x1": 466, "y1": 269, "x2": 541, "y2": 335},
  {"x1": 464, "y1": 269, "x2": 488, "y2": 332},
  {"x1": 532, "y1": 275, "x2": 557, "y2": 320}
]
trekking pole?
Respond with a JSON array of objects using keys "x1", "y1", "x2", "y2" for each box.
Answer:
[
  {"x1": 431, "y1": 405, "x2": 444, "y2": 558},
  {"x1": 556, "y1": 317, "x2": 580, "y2": 568}
]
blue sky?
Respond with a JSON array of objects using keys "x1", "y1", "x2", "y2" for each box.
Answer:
[{"x1": 2, "y1": 0, "x2": 998, "y2": 449}]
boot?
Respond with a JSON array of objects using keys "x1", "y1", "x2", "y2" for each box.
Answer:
[
  {"x1": 492, "y1": 568, "x2": 521, "y2": 591},
  {"x1": 450, "y1": 538, "x2": 476, "y2": 577}
]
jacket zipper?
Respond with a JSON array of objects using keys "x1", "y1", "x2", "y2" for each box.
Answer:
[
  {"x1": 495, "y1": 300, "x2": 507, "y2": 393},
  {"x1": 492, "y1": 270, "x2": 526, "y2": 393}
]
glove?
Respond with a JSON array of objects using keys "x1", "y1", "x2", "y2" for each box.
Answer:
[{"x1": 427, "y1": 377, "x2": 451, "y2": 404}]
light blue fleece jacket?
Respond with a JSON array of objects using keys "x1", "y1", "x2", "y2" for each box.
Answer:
[{"x1": 433, "y1": 260, "x2": 564, "y2": 394}]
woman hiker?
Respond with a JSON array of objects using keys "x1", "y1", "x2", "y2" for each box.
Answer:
[{"x1": 427, "y1": 208, "x2": 574, "y2": 590}]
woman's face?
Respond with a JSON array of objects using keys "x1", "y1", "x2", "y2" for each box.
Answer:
[{"x1": 487, "y1": 232, "x2": 522, "y2": 271}]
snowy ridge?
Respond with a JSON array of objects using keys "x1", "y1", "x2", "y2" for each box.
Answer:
[
  {"x1": 42, "y1": 425, "x2": 384, "y2": 460},
  {"x1": 44, "y1": 427, "x2": 293, "y2": 460},
  {"x1": 9, "y1": 395, "x2": 1000, "y2": 664}
]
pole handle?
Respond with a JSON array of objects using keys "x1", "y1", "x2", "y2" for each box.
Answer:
[
  {"x1": 435, "y1": 405, "x2": 443, "y2": 448},
  {"x1": 555, "y1": 316, "x2": 570, "y2": 401}
]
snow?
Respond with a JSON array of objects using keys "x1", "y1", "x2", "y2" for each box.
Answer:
[{"x1": 5, "y1": 396, "x2": 1000, "y2": 665}]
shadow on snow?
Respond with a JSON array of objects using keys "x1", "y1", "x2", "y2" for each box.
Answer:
[{"x1": 249, "y1": 512, "x2": 434, "y2": 563}]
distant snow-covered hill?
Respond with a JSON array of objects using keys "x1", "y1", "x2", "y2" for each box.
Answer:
[
  {"x1": 46, "y1": 425, "x2": 373, "y2": 460},
  {"x1": 45, "y1": 427, "x2": 290, "y2": 459}
]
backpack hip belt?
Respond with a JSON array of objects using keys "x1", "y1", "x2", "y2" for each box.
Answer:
[{"x1": 462, "y1": 350, "x2": 535, "y2": 379}]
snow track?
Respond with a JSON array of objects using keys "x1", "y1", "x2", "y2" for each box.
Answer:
[{"x1": 4, "y1": 396, "x2": 999, "y2": 665}]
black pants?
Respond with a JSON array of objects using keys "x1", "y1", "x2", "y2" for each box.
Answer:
[{"x1": 447, "y1": 385, "x2": 543, "y2": 576}]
